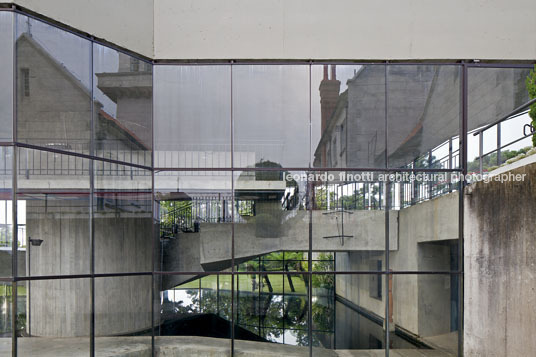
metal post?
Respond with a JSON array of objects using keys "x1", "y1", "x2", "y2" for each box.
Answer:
[
  {"x1": 497, "y1": 123, "x2": 501, "y2": 166},
  {"x1": 26, "y1": 241, "x2": 30, "y2": 336},
  {"x1": 448, "y1": 138, "x2": 453, "y2": 192},
  {"x1": 479, "y1": 131, "x2": 483, "y2": 175},
  {"x1": 428, "y1": 150, "x2": 433, "y2": 198}
]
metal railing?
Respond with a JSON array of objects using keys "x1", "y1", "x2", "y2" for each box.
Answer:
[{"x1": 471, "y1": 98, "x2": 536, "y2": 175}]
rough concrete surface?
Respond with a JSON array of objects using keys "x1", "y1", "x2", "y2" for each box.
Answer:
[
  {"x1": 464, "y1": 161, "x2": 536, "y2": 356},
  {"x1": 0, "y1": 336, "x2": 456, "y2": 356}
]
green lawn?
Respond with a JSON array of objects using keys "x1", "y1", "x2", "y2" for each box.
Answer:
[
  {"x1": 177, "y1": 274, "x2": 307, "y2": 294},
  {"x1": 0, "y1": 284, "x2": 26, "y2": 296}
]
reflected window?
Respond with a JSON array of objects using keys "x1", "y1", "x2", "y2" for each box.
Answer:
[{"x1": 21, "y1": 68, "x2": 30, "y2": 97}]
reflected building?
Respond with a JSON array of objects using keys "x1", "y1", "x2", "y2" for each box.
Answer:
[
  {"x1": 15, "y1": 29, "x2": 153, "y2": 337},
  {"x1": 0, "y1": 7, "x2": 534, "y2": 357}
]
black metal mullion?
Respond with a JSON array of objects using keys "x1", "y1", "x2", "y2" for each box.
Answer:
[
  {"x1": 89, "y1": 40, "x2": 95, "y2": 357},
  {"x1": 384, "y1": 63, "x2": 390, "y2": 357},
  {"x1": 11, "y1": 8, "x2": 17, "y2": 356}
]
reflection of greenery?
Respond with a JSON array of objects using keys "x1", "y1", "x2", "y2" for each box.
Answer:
[
  {"x1": 467, "y1": 147, "x2": 532, "y2": 173},
  {"x1": 180, "y1": 274, "x2": 307, "y2": 295},
  {"x1": 414, "y1": 154, "x2": 442, "y2": 169},
  {"x1": 526, "y1": 65, "x2": 536, "y2": 146},
  {"x1": 237, "y1": 200, "x2": 253, "y2": 216},
  {"x1": 170, "y1": 258, "x2": 335, "y2": 348},
  {"x1": 160, "y1": 200, "x2": 192, "y2": 227},
  {"x1": 315, "y1": 186, "x2": 379, "y2": 210},
  {"x1": 312, "y1": 253, "x2": 334, "y2": 289}
]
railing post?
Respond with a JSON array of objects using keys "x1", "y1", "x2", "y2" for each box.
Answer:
[
  {"x1": 428, "y1": 150, "x2": 433, "y2": 199},
  {"x1": 479, "y1": 131, "x2": 483, "y2": 175},
  {"x1": 497, "y1": 122, "x2": 501, "y2": 166}
]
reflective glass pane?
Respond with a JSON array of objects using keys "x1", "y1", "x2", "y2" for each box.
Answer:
[
  {"x1": 93, "y1": 44, "x2": 152, "y2": 166},
  {"x1": 332, "y1": 273, "x2": 387, "y2": 352},
  {"x1": 154, "y1": 65, "x2": 231, "y2": 169},
  {"x1": 16, "y1": 15, "x2": 91, "y2": 155},
  {"x1": 156, "y1": 273, "x2": 231, "y2": 355},
  {"x1": 498, "y1": 113, "x2": 533, "y2": 166},
  {"x1": 312, "y1": 65, "x2": 386, "y2": 169},
  {"x1": 311, "y1": 171, "x2": 387, "y2": 269},
  {"x1": 0, "y1": 12, "x2": 13, "y2": 141},
  {"x1": 0, "y1": 282, "x2": 14, "y2": 353},
  {"x1": 387, "y1": 65, "x2": 461, "y2": 169},
  {"x1": 93, "y1": 161, "x2": 152, "y2": 274},
  {"x1": 155, "y1": 171, "x2": 232, "y2": 274},
  {"x1": 233, "y1": 65, "x2": 310, "y2": 168},
  {"x1": 312, "y1": 273, "x2": 335, "y2": 349},
  {"x1": 467, "y1": 67, "x2": 532, "y2": 171},
  {"x1": 389, "y1": 274, "x2": 460, "y2": 355},
  {"x1": 17, "y1": 147, "x2": 90, "y2": 277},
  {"x1": 18, "y1": 278, "x2": 90, "y2": 355},
  {"x1": 234, "y1": 170, "x2": 309, "y2": 271},
  {"x1": 390, "y1": 171, "x2": 460, "y2": 272},
  {"x1": 0, "y1": 147, "x2": 13, "y2": 278},
  {"x1": 234, "y1": 272, "x2": 309, "y2": 354},
  {"x1": 95, "y1": 275, "x2": 151, "y2": 353}
]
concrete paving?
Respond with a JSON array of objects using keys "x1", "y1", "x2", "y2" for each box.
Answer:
[{"x1": 0, "y1": 336, "x2": 456, "y2": 356}]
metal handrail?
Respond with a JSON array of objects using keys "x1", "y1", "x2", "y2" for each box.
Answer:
[{"x1": 472, "y1": 98, "x2": 536, "y2": 137}]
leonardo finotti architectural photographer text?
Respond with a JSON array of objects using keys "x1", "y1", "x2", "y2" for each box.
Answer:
[{"x1": 286, "y1": 172, "x2": 527, "y2": 184}]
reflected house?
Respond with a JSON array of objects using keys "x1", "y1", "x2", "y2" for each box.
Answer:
[
  {"x1": 315, "y1": 64, "x2": 528, "y2": 169},
  {"x1": 315, "y1": 65, "x2": 442, "y2": 168},
  {"x1": 95, "y1": 53, "x2": 152, "y2": 151},
  {"x1": 16, "y1": 34, "x2": 151, "y2": 156},
  {"x1": 16, "y1": 33, "x2": 152, "y2": 337}
]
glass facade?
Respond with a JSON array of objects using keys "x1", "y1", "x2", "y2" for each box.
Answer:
[{"x1": 0, "y1": 7, "x2": 533, "y2": 357}]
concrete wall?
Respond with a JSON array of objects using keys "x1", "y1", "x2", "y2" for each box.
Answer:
[
  {"x1": 153, "y1": 0, "x2": 536, "y2": 60},
  {"x1": 464, "y1": 162, "x2": 536, "y2": 356},
  {"x1": 161, "y1": 210, "x2": 398, "y2": 274},
  {"x1": 26, "y1": 199, "x2": 153, "y2": 337},
  {"x1": 335, "y1": 192, "x2": 459, "y2": 338},
  {"x1": 11, "y1": 0, "x2": 536, "y2": 60}
]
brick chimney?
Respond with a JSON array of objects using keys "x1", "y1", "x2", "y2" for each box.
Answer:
[{"x1": 319, "y1": 65, "x2": 341, "y2": 166}]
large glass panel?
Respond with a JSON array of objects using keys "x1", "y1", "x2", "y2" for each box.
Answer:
[
  {"x1": 233, "y1": 65, "x2": 310, "y2": 168},
  {"x1": 233, "y1": 170, "x2": 309, "y2": 272},
  {"x1": 312, "y1": 65, "x2": 386, "y2": 169},
  {"x1": 93, "y1": 161, "x2": 152, "y2": 274},
  {"x1": 389, "y1": 274, "x2": 460, "y2": 355},
  {"x1": 17, "y1": 147, "x2": 90, "y2": 277},
  {"x1": 155, "y1": 170, "x2": 232, "y2": 274},
  {"x1": 330, "y1": 273, "x2": 387, "y2": 353},
  {"x1": 311, "y1": 273, "x2": 335, "y2": 350},
  {"x1": 16, "y1": 14, "x2": 91, "y2": 155},
  {"x1": 311, "y1": 171, "x2": 387, "y2": 269},
  {"x1": 467, "y1": 66, "x2": 532, "y2": 172},
  {"x1": 390, "y1": 171, "x2": 460, "y2": 272},
  {"x1": 234, "y1": 272, "x2": 309, "y2": 355},
  {"x1": 0, "y1": 282, "x2": 14, "y2": 353},
  {"x1": 155, "y1": 273, "x2": 231, "y2": 355},
  {"x1": 387, "y1": 65, "x2": 461, "y2": 169},
  {"x1": 17, "y1": 278, "x2": 90, "y2": 355},
  {"x1": 498, "y1": 113, "x2": 533, "y2": 166},
  {"x1": 0, "y1": 12, "x2": 13, "y2": 141},
  {"x1": 95, "y1": 275, "x2": 152, "y2": 354},
  {"x1": 154, "y1": 65, "x2": 231, "y2": 169},
  {"x1": 0, "y1": 147, "x2": 13, "y2": 278},
  {"x1": 93, "y1": 44, "x2": 152, "y2": 166}
]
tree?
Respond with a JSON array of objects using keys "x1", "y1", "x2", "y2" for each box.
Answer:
[
  {"x1": 467, "y1": 147, "x2": 532, "y2": 173},
  {"x1": 526, "y1": 65, "x2": 536, "y2": 147}
]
